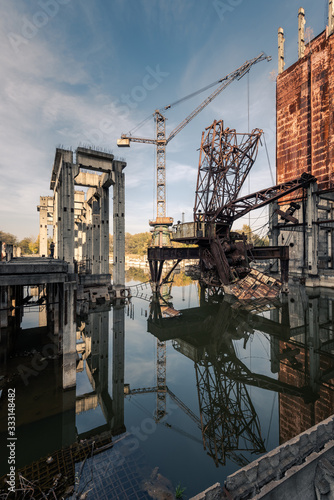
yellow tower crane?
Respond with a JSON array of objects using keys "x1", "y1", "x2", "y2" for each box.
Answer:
[{"x1": 117, "y1": 52, "x2": 271, "y2": 247}]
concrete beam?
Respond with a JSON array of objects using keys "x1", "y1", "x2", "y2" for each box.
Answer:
[
  {"x1": 74, "y1": 171, "x2": 100, "y2": 188},
  {"x1": 76, "y1": 147, "x2": 114, "y2": 172},
  {"x1": 101, "y1": 171, "x2": 115, "y2": 188},
  {"x1": 50, "y1": 148, "x2": 73, "y2": 191}
]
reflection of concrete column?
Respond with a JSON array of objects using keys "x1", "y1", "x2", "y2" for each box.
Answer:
[
  {"x1": 270, "y1": 306, "x2": 280, "y2": 374},
  {"x1": 100, "y1": 187, "x2": 109, "y2": 275},
  {"x1": 61, "y1": 281, "x2": 77, "y2": 389},
  {"x1": 111, "y1": 305, "x2": 125, "y2": 435},
  {"x1": 113, "y1": 161, "x2": 126, "y2": 287},
  {"x1": 307, "y1": 296, "x2": 320, "y2": 394}
]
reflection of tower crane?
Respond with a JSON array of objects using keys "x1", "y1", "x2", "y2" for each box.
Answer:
[{"x1": 117, "y1": 53, "x2": 271, "y2": 246}]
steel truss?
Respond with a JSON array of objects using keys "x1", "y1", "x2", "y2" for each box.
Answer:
[{"x1": 194, "y1": 120, "x2": 262, "y2": 224}]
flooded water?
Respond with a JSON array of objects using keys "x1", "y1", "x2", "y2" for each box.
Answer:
[{"x1": 1, "y1": 276, "x2": 334, "y2": 498}]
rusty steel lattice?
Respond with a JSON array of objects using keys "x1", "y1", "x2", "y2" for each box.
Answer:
[
  {"x1": 156, "y1": 339, "x2": 167, "y2": 421},
  {"x1": 194, "y1": 120, "x2": 263, "y2": 225},
  {"x1": 195, "y1": 356, "x2": 265, "y2": 468}
]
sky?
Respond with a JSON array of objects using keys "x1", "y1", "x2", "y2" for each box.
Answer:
[{"x1": 0, "y1": 0, "x2": 329, "y2": 240}]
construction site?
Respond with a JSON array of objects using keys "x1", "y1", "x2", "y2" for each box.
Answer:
[{"x1": 0, "y1": 2, "x2": 334, "y2": 500}]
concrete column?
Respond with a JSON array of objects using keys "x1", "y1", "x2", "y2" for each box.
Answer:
[
  {"x1": 53, "y1": 189, "x2": 59, "y2": 259},
  {"x1": 56, "y1": 184, "x2": 63, "y2": 259},
  {"x1": 278, "y1": 27, "x2": 285, "y2": 75},
  {"x1": 111, "y1": 304, "x2": 125, "y2": 435},
  {"x1": 38, "y1": 197, "x2": 48, "y2": 257},
  {"x1": 85, "y1": 202, "x2": 93, "y2": 273},
  {"x1": 92, "y1": 198, "x2": 101, "y2": 274},
  {"x1": 62, "y1": 162, "x2": 76, "y2": 272},
  {"x1": 268, "y1": 200, "x2": 279, "y2": 273},
  {"x1": 74, "y1": 191, "x2": 85, "y2": 264},
  {"x1": 113, "y1": 161, "x2": 126, "y2": 287},
  {"x1": 298, "y1": 8, "x2": 306, "y2": 59},
  {"x1": 307, "y1": 183, "x2": 318, "y2": 276},
  {"x1": 74, "y1": 221, "x2": 80, "y2": 263},
  {"x1": 329, "y1": 0, "x2": 334, "y2": 36},
  {"x1": 100, "y1": 187, "x2": 110, "y2": 275}
]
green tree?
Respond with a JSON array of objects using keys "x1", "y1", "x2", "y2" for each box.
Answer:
[
  {"x1": 0, "y1": 231, "x2": 18, "y2": 245},
  {"x1": 236, "y1": 224, "x2": 269, "y2": 247},
  {"x1": 125, "y1": 232, "x2": 151, "y2": 255},
  {"x1": 19, "y1": 236, "x2": 39, "y2": 255}
]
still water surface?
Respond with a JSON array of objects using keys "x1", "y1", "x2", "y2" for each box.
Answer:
[{"x1": 1, "y1": 277, "x2": 334, "y2": 498}]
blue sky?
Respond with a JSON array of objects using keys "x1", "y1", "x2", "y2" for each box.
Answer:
[{"x1": 0, "y1": 0, "x2": 329, "y2": 239}]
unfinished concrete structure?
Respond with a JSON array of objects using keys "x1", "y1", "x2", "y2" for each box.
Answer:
[
  {"x1": 270, "y1": 5, "x2": 334, "y2": 287},
  {"x1": 38, "y1": 147, "x2": 126, "y2": 289}
]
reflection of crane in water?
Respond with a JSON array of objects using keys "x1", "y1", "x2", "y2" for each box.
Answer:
[
  {"x1": 141, "y1": 293, "x2": 267, "y2": 467},
  {"x1": 147, "y1": 290, "x2": 325, "y2": 467}
]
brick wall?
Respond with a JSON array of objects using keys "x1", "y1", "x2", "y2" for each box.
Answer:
[
  {"x1": 276, "y1": 30, "x2": 334, "y2": 192},
  {"x1": 279, "y1": 343, "x2": 334, "y2": 444}
]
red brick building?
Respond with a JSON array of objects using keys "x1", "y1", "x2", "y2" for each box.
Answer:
[
  {"x1": 269, "y1": 11, "x2": 334, "y2": 285},
  {"x1": 277, "y1": 30, "x2": 334, "y2": 191}
]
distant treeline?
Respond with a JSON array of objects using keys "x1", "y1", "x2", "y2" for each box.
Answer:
[
  {"x1": 1, "y1": 224, "x2": 268, "y2": 257},
  {"x1": 0, "y1": 230, "x2": 40, "y2": 255}
]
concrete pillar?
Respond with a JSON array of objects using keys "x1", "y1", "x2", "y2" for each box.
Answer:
[
  {"x1": 56, "y1": 185, "x2": 63, "y2": 260},
  {"x1": 278, "y1": 27, "x2": 285, "y2": 75},
  {"x1": 298, "y1": 8, "x2": 306, "y2": 59},
  {"x1": 113, "y1": 161, "x2": 126, "y2": 287},
  {"x1": 74, "y1": 191, "x2": 85, "y2": 264},
  {"x1": 92, "y1": 198, "x2": 101, "y2": 274},
  {"x1": 85, "y1": 202, "x2": 93, "y2": 273},
  {"x1": 100, "y1": 187, "x2": 110, "y2": 275},
  {"x1": 329, "y1": 0, "x2": 334, "y2": 36},
  {"x1": 111, "y1": 304, "x2": 125, "y2": 435},
  {"x1": 62, "y1": 163, "x2": 76, "y2": 273},
  {"x1": 307, "y1": 183, "x2": 318, "y2": 276},
  {"x1": 268, "y1": 200, "x2": 279, "y2": 273},
  {"x1": 53, "y1": 189, "x2": 59, "y2": 259},
  {"x1": 74, "y1": 221, "x2": 80, "y2": 263},
  {"x1": 38, "y1": 197, "x2": 48, "y2": 257}
]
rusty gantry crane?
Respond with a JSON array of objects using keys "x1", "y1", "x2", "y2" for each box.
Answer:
[{"x1": 148, "y1": 119, "x2": 316, "y2": 298}]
